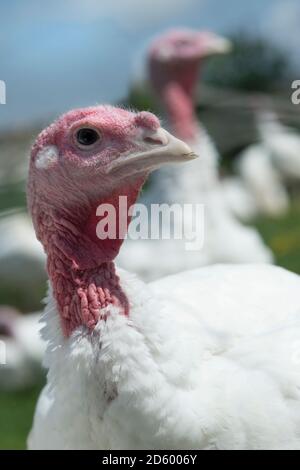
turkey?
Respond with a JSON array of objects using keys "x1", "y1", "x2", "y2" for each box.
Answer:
[
  {"x1": 0, "y1": 306, "x2": 45, "y2": 390},
  {"x1": 220, "y1": 175, "x2": 257, "y2": 221},
  {"x1": 0, "y1": 210, "x2": 46, "y2": 310},
  {"x1": 29, "y1": 105, "x2": 300, "y2": 449},
  {"x1": 223, "y1": 107, "x2": 300, "y2": 221},
  {"x1": 117, "y1": 29, "x2": 272, "y2": 279},
  {"x1": 223, "y1": 143, "x2": 289, "y2": 220},
  {"x1": 257, "y1": 109, "x2": 300, "y2": 183}
]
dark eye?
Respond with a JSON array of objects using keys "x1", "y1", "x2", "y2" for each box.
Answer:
[
  {"x1": 176, "y1": 39, "x2": 190, "y2": 47},
  {"x1": 76, "y1": 128, "x2": 101, "y2": 148}
]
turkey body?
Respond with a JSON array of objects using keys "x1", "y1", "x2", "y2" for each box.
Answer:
[
  {"x1": 223, "y1": 143, "x2": 289, "y2": 221},
  {"x1": 29, "y1": 264, "x2": 300, "y2": 450},
  {"x1": 258, "y1": 110, "x2": 300, "y2": 183},
  {"x1": 226, "y1": 110, "x2": 300, "y2": 221},
  {"x1": 220, "y1": 176, "x2": 257, "y2": 222}
]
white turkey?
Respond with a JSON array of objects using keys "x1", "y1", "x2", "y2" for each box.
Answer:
[
  {"x1": 117, "y1": 29, "x2": 273, "y2": 279},
  {"x1": 224, "y1": 143, "x2": 289, "y2": 220},
  {"x1": 28, "y1": 105, "x2": 300, "y2": 449},
  {"x1": 0, "y1": 305, "x2": 45, "y2": 390},
  {"x1": 0, "y1": 210, "x2": 46, "y2": 309},
  {"x1": 220, "y1": 175, "x2": 257, "y2": 221},
  {"x1": 257, "y1": 109, "x2": 300, "y2": 183},
  {"x1": 223, "y1": 107, "x2": 300, "y2": 221}
]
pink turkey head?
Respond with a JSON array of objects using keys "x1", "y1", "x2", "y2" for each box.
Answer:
[
  {"x1": 28, "y1": 105, "x2": 194, "y2": 269},
  {"x1": 148, "y1": 28, "x2": 231, "y2": 98}
]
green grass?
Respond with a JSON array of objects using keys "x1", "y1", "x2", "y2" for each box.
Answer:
[
  {"x1": 0, "y1": 381, "x2": 44, "y2": 449},
  {"x1": 0, "y1": 181, "x2": 27, "y2": 212},
  {"x1": 254, "y1": 200, "x2": 300, "y2": 274},
  {"x1": 0, "y1": 281, "x2": 46, "y2": 313}
]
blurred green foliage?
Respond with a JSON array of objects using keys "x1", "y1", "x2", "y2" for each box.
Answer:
[
  {"x1": 0, "y1": 381, "x2": 44, "y2": 449},
  {"x1": 254, "y1": 199, "x2": 300, "y2": 274},
  {"x1": 0, "y1": 182, "x2": 26, "y2": 212},
  {"x1": 0, "y1": 281, "x2": 46, "y2": 313},
  {"x1": 203, "y1": 32, "x2": 292, "y2": 92},
  {"x1": 125, "y1": 86, "x2": 157, "y2": 115}
]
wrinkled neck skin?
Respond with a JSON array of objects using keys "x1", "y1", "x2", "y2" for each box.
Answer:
[{"x1": 39, "y1": 178, "x2": 145, "y2": 337}]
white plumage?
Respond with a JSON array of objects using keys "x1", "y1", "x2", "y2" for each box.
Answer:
[
  {"x1": 30, "y1": 264, "x2": 300, "y2": 449},
  {"x1": 224, "y1": 109, "x2": 300, "y2": 221},
  {"x1": 0, "y1": 308, "x2": 45, "y2": 390},
  {"x1": 0, "y1": 211, "x2": 46, "y2": 299},
  {"x1": 223, "y1": 143, "x2": 289, "y2": 220},
  {"x1": 220, "y1": 176, "x2": 257, "y2": 221},
  {"x1": 258, "y1": 110, "x2": 300, "y2": 182}
]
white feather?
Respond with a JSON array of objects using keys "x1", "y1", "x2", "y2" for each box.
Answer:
[
  {"x1": 258, "y1": 110, "x2": 300, "y2": 181},
  {"x1": 237, "y1": 144, "x2": 289, "y2": 218},
  {"x1": 226, "y1": 109, "x2": 300, "y2": 221},
  {"x1": 220, "y1": 176, "x2": 257, "y2": 221}
]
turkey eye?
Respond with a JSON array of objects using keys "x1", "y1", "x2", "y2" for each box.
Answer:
[
  {"x1": 76, "y1": 128, "x2": 101, "y2": 147},
  {"x1": 177, "y1": 39, "x2": 190, "y2": 47}
]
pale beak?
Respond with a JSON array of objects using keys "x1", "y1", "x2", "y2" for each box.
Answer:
[
  {"x1": 206, "y1": 36, "x2": 232, "y2": 55},
  {"x1": 106, "y1": 127, "x2": 198, "y2": 176}
]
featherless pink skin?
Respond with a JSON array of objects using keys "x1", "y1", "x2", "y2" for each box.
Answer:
[
  {"x1": 27, "y1": 105, "x2": 193, "y2": 337},
  {"x1": 148, "y1": 29, "x2": 230, "y2": 141}
]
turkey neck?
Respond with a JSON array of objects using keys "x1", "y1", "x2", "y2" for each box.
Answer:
[
  {"x1": 161, "y1": 82, "x2": 199, "y2": 142},
  {"x1": 150, "y1": 58, "x2": 200, "y2": 142},
  {"x1": 39, "y1": 178, "x2": 145, "y2": 337},
  {"x1": 47, "y1": 251, "x2": 129, "y2": 337},
  {"x1": 157, "y1": 73, "x2": 213, "y2": 203}
]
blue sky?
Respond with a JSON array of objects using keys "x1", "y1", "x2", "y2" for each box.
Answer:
[{"x1": 0, "y1": 0, "x2": 299, "y2": 131}]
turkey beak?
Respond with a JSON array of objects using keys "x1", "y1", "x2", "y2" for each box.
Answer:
[
  {"x1": 200, "y1": 35, "x2": 232, "y2": 56},
  {"x1": 106, "y1": 127, "x2": 197, "y2": 175},
  {"x1": 210, "y1": 37, "x2": 232, "y2": 54}
]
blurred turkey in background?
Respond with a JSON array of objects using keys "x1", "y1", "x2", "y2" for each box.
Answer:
[
  {"x1": 117, "y1": 29, "x2": 274, "y2": 279},
  {"x1": 0, "y1": 0, "x2": 300, "y2": 449},
  {"x1": 0, "y1": 306, "x2": 45, "y2": 391}
]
